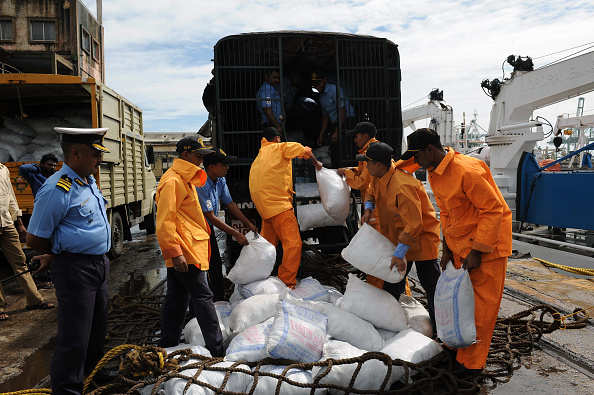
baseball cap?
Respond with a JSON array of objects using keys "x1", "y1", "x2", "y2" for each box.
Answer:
[
  {"x1": 54, "y1": 127, "x2": 110, "y2": 153},
  {"x1": 347, "y1": 121, "x2": 377, "y2": 138},
  {"x1": 355, "y1": 142, "x2": 394, "y2": 163},
  {"x1": 400, "y1": 128, "x2": 441, "y2": 160},
  {"x1": 262, "y1": 126, "x2": 282, "y2": 141},
  {"x1": 203, "y1": 148, "x2": 236, "y2": 167},
  {"x1": 176, "y1": 136, "x2": 214, "y2": 155}
]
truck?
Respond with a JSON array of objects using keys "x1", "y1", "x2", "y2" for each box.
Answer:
[
  {"x1": 0, "y1": 73, "x2": 157, "y2": 258},
  {"x1": 210, "y1": 31, "x2": 402, "y2": 257}
]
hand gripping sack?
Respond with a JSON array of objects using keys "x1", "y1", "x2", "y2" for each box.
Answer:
[
  {"x1": 316, "y1": 168, "x2": 351, "y2": 223},
  {"x1": 434, "y1": 262, "x2": 476, "y2": 348},
  {"x1": 341, "y1": 223, "x2": 405, "y2": 283},
  {"x1": 296, "y1": 203, "x2": 344, "y2": 231},
  {"x1": 227, "y1": 232, "x2": 276, "y2": 285}
]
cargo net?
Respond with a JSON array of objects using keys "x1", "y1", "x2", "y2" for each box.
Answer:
[{"x1": 93, "y1": 251, "x2": 589, "y2": 395}]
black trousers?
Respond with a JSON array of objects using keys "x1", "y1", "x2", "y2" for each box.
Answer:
[
  {"x1": 207, "y1": 230, "x2": 225, "y2": 302},
  {"x1": 159, "y1": 265, "x2": 224, "y2": 357},
  {"x1": 383, "y1": 258, "x2": 440, "y2": 334},
  {"x1": 51, "y1": 253, "x2": 109, "y2": 395}
]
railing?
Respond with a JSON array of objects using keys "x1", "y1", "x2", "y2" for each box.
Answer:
[{"x1": 0, "y1": 61, "x2": 22, "y2": 74}]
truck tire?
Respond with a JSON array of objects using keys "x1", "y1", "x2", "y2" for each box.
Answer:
[
  {"x1": 109, "y1": 212, "x2": 125, "y2": 259},
  {"x1": 143, "y1": 200, "x2": 156, "y2": 235}
]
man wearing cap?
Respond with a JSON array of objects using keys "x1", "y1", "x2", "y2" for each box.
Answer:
[
  {"x1": 361, "y1": 142, "x2": 441, "y2": 333},
  {"x1": 19, "y1": 153, "x2": 59, "y2": 197},
  {"x1": 155, "y1": 137, "x2": 224, "y2": 357},
  {"x1": 197, "y1": 148, "x2": 258, "y2": 301},
  {"x1": 249, "y1": 127, "x2": 322, "y2": 288},
  {"x1": 256, "y1": 70, "x2": 283, "y2": 131},
  {"x1": 26, "y1": 127, "x2": 111, "y2": 394},
  {"x1": 402, "y1": 128, "x2": 511, "y2": 375}
]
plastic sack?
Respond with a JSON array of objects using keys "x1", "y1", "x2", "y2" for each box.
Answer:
[
  {"x1": 229, "y1": 294, "x2": 280, "y2": 333},
  {"x1": 341, "y1": 274, "x2": 408, "y2": 332},
  {"x1": 381, "y1": 328, "x2": 443, "y2": 367},
  {"x1": 290, "y1": 276, "x2": 330, "y2": 302},
  {"x1": 400, "y1": 295, "x2": 433, "y2": 337},
  {"x1": 227, "y1": 232, "x2": 276, "y2": 285},
  {"x1": 296, "y1": 203, "x2": 344, "y2": 231},
  {"x1": 226, "y1": 318, "x2": 274, "y2": 362},
  {"x1": 312, "y1": 340, "x2": 402, "y2": 393},
  {"x1": 316, "y1": 168, "x2": 351, "y2": 223},
  {"x1": 377, "y1": 328, "x2": 398, "y2": 343},
  {"x1": 183, "y1": 302, "x2": 233, "y2": 346},
  {"x1": 250, "y1": 365, "x2": 326, "y2": 395},
  {"x1": 325, "y1": 286, "x2": 343, "y2": 305},
  {"x1": 341, "y1": 223, "x2": 405, "y2": 283},
  {"x1": 239, "y1": 276, "x2": 289, "y2": 299},
  {"x1": 434, "y1": 262, "x2": 476, "y2": 348},
  {"x1": 266, "y1": 300, "x2": 327, "y2": 362},
  {"x1": 164, "y1": 361, "x2": 253, "y2": 395},
  {"x1": 229, "y1": 286, "x2": 245, "y2": 308}
]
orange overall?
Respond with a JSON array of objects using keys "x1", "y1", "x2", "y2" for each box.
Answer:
[
  {"x1": 249, "y1": 138, "x2": 312, "y2": 288},
  {"x1": 428, "y1": 148, "x2": 512, "y2": 369},
  {"x1": 343, "y1": 137, "x2": 378, "y2": 204}
]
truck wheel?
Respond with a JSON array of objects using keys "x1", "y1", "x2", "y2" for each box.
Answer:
[
  {"x1": 143, "y1": 200, "x2": 156, "y2": 235},
  {"x1": 109, "y1": 212, "x2": 125, "y2": 259}
]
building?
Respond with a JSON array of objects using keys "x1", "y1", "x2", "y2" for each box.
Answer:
[
  {"x1": 0, "y1": 0, "x2": 104, "y2": 82},
  {"x1": 144, "y1": 132, "x2": 211, "y2": 180}
]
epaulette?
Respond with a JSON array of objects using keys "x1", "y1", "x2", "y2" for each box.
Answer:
[
  {"x1": 74, "y1": 178, "x2": 84, "y2": 186},
  {"x1": 56, "y1": 175, "x2": 72, "y2": 192}
]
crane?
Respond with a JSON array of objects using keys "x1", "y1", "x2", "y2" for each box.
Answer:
[{"x1": 402, "y1": 89, "x2": 456, "y2": 149}]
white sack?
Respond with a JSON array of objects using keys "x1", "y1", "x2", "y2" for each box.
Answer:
[
  {"x1": 341, "y1": 274, "x2": 408, "y2": 332},
  {"x1": 183, "y1": 302, "x2": 233, "y2": 346},
  {"x1": 290, "y1": 276, "x2": 330, "y2": 302},
  {"x1": 0, "y1": 148, "x2": 9, "y2": 163},
  {"x1": 400, "y1": 295, "x2": 433, "y2": 337},
  {"x1": 377, "y1": 328, "x2": 398, "y2": 343},
  {"x1": 297, "y1": 203, "x2": 344, "y2": 231},
  {"x1": 229, "y1": 286, "x2": 245, "y2": 308},
  {"x1": 164, "y1": 361, "x2": 253, "y2": 395},
  {"x1": 3, "y1": 118, "x2": 37, "y2": 137},
  {"x1": 239, "y1": 276, "x2": 289, "y2": 299},
  {"x1": 312, "y1": 340, "x2": 402, "y2": 394},
  {"x1": 324, "y1": 286, "x2": 343, "y2": 305},
  {"x1": 229, "y1": 294, "x2": 280, "y2": 333},
  {"x1": 434, "y1": 262, "x2": 476, "y2": 348},
  {"x1": 250, "y1": 365, "x2": 327, "y2": 395},
  {"x1": 0, "y1": 129, "x2": 33, "y2": 145},
  {"x1": 316, "y1": 168, "x2": 350, "y2": 223},
  {"x1": 266, "y1": 299, "x2": 327, "y2": 362},
  {"x1": 341, "y1": 223, "x2": 405, "y2": 283},
  {"x1": 225, "y1": 318, "x2": 273, "y2": 362},
  {"x1": 227, "y1": 231, "x2": 276, "y2": 285},
  {"x1": 381, "y1": 328, "x2": 443, "y2": 366}
]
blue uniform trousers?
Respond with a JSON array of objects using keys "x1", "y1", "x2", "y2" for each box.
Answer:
[
  {"x1": 159, "y1": 266, "x2": 224, "y2": 357},
  {"x1": 50, "y1": 253, "x2": 109, "y2": 395}
]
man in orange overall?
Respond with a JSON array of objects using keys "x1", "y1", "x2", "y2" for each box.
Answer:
[
  {"x1": 155, "y1": 137, "x2": 224, "y2": 357},
  {"x1": 402, "y1": 128, "x2": 511, "y2": 375},
  {"x1": 249, "y1": 127, "x2": 322, "y2": 288},
  {"x1": 360, "y1": 142, "x2": 441, "y2": 333}
]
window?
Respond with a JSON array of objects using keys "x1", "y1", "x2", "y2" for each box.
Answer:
[
  {"x1": 0, "y1": 19, "x2": 13, "y2": 41},
  {"x1": 92, "y1": 39, "x2": 100, "y2": 61},
  {"x1": 30, "y1": 20, "x2": 56, "y2": 42},
  {"x1": 81, "y1": 27, "x2": 90, "y2": 53}
]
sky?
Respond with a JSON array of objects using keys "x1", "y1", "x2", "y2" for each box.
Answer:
[{"x1": 84, "y1": 0, "x2": 594, "y2": 138}]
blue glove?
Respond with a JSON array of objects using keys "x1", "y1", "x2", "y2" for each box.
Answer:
[
  {"x1": 364, "y1": 201, "x2": 375, "y2": 211},
  {"x1": 393, "y1": 243, "x2": 410, "y2": 259}
]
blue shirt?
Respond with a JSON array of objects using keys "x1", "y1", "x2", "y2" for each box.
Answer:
[
  {"x1": 18, "y1": 164, "x2": 47, "y2": 197},
  {"x1": 197, "y1": 176, "x2": 233, "y2": 218},
  {"x1": 28, "y1": 164, "x2": 111, "y2": 255},
  {"x1": 256, "y1": 82, "x2": 283, "y2": 124},
  {"x1": 319, "y1": 83, "x2": 355, "y2": 123}
]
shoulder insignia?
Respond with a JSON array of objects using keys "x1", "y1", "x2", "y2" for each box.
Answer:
[
  {"x1": 56, "y1": 175, "x2": 72, "y2": 192},
  {"x1": 75, "y1": 178, "x2": 84, "y2": 186}
]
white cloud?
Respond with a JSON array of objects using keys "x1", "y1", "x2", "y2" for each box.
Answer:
[{"x1": 96, "y1": 0, "x2": 594, "y2": 134}]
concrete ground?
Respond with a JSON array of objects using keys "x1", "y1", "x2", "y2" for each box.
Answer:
[{"x1": 0, "y1": 231, "x2": 592, "y2": 393}]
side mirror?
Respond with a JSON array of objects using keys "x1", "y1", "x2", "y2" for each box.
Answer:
[{"x1": 146, "y1": 145, "x2": 155, "y2": 165}]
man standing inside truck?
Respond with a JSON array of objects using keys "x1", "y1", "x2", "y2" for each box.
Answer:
[
  {"x1": 256, "y1": 70, "x2": 283, "y2": 131},
  {"x1": 402, "y1": 127, "x2": 511, "y2": 376},
  {"x1": 360, "y1": 142, "x2": 441, "y2": 334},
  {"x1": 249, "y1": 127, "x2": 322, "y2": 288},
  {"x1": 26, "y1": 127, "x2": 111, "y2": 394},
  {"x1": 155, "y1": 137, "x2": 224, "y2": 357},
  {"x1": 18, "y1": 153, "x2": 59, "y2": 197},
  {"x1": 197, "y1": 148, "x2": 258, "y2": 301}
]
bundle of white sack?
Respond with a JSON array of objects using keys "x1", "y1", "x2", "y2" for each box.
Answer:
[{"x1": 178, "y1": 274, "x2": 440, "y2": 394}]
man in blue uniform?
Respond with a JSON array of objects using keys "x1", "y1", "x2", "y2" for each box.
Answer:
[
  {"x1": 18, "y1": 153, "x2": 59, "y2": 197},
  {"x1": 197, "y1": 148, "x2": 258, "y2": 300},
  {"x1": 27, "y1": 127, "x2": 111, "y2": 395},
  {"x1": 256, "y1": 70, "x2": 283, "y2": 131}
]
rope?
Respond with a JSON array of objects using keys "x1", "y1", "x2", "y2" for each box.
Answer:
[
  {"x1": 533, "y1": 257, "x2": 594, "y2": 276},
  {"x1": 0, "y1": 390, "x2": 52, "y2": 395}
]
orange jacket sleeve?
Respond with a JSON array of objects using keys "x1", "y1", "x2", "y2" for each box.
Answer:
[
  {"x1": 283, "y1": 142, "x2": 312, "y2": 159},
  {"x1": 156, "y1": 177, "x2": 185, "y2": 259},
  {"x1": 462, "y1": 169, "x2": 504, "y2": 253},
  {"x1": 396, "y1": 183, "x2": 424, "y2": 246},
  {"x1": 344, "y1": 164, "x2": 371, "y2": 191},
  {"x1": 365, "y1": 178, "x2": 376, "y2": 204}
]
